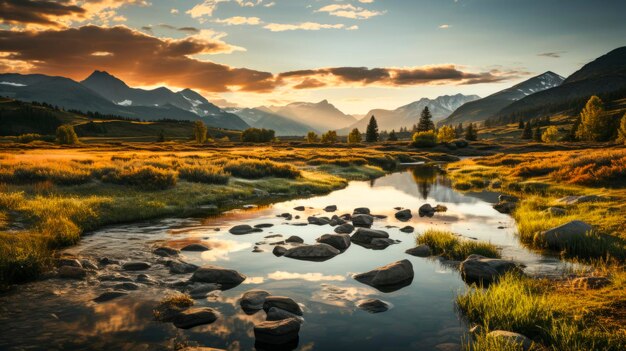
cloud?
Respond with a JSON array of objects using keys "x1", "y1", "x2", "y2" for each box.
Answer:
[
  {"x1": 264, "y1": 22, "x2": 346, "y2": 32},
  {"x1": 187, "y1": 0, "x2": 263, "y2": 19},
  {"x1": 317, "y1": 4, "x2": 383, "y2": 19},
  {"x1": 439, "y1": 24, "x2": 451, "y2": 29},
  {"x1": 170, "y1": 8, "x2": 179, "y2": 14},
  {"x1": 267, "y1": 271, "x2": 346, "y2": 282},
  {"x1": 537, "y1": 51, "x2": 565, "y2": 58},
  {"x1": 0, "y1": 25, "x2": 275, "y2": 92},
  {"x1": 215, "y1": 16, "x2": 262, "y2": 25}
]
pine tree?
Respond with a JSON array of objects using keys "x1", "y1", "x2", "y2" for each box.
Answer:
[
  {"x1": 576, "y1": 96, "x2": 608, "y2": 141},
  {"x1": 417, "y1": 107, "x2": 435, "y2": 132},
  {"x1": 521, "y1": 121, "x2": 533, "y2": 139},
  {"x1": 518, "y1": 120, "x2": 525, "y2": 129},
  {"x1": 533, "y1": 126, "x2": 542, "y2": 142},
  {"x1": 456, "y1": 123, "x2": 464, "y2": 137},
  {"x1": 464, "y1": 123, "x2": 478, "y2": 141},
  {"x1": 568, "y1": 115, "x2": 581, "y2": 141},
  {"x1": 365, "y1": 115, "x2": 379, "y2": 142},
  {"x1": 388, "y1": 129, "x2": 398, "y2": 141},
  {"x1": 348, "y1": 128, "x2": 362, "y2": 143}
]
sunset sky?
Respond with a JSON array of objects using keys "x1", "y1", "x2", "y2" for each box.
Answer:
[{"x1": 1, "y1": 0, "x2": 625, "y2": 114}]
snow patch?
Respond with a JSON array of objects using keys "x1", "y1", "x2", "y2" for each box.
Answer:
[
  {"x1": 0, "y1": 81, "x2": 26, "y2": 87},
  {"x1": 116, "y1": 100, "x2": 132, "y2": 106}
]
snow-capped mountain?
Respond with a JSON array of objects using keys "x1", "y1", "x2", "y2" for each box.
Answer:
[{"x1": 439, "y1": 71, "x2": 564, "y2": 126}]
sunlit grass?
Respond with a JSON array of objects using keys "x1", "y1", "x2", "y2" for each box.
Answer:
[{"x1": 417, "y1": 229, "x2": 499, "y2": 260}]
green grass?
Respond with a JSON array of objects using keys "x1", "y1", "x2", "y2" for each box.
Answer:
[
  {"x1": 417, "y1": 229, "x2": 500, "y2": 260},
  {"x1": 223, "y1": 158, "x2": 300, "y2": 179},
  {"x1": 177, "y1": 164, "x2": 230, "y2": 184}
]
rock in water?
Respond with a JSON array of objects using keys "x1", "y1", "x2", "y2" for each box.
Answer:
[
  {"x1": 394, "y1": 209, "x2": 412, "y2": 221},
  {"x1": 405, "y1": 245, "x2": 432, "y2": 257},
  {"x1": 539, "y1": 220, "x2": 593, "y2": 249},
  {"x1": 58, "y1": 266, "x2": 86, "y2": 279},
  {"x1": 419, "y1": 204, "x2": 436, "y2": 217},
  {"x1": 324, "y1": 205, "x2": 337, "y2": 212},
  {"x1": 240, "y1": 290, "x2": 270, "y2": 310},
  {"x1": 169, "y1": 260, "x2": 199, "y2": 274},
  {"x1": 356, "y1": 299, "x2": 391, "y2": 313},
  {"x1": 263, "y1": 296, "x2": 303, "y2": 316},
  {"x1": 353, "y1": 260, "x2": 414, "y2": 292},
  {"x1": 353, "y1": 207, "x2": 370, "y2": 215},
  {"x1": 352, "y1": 214, "x2": 374, "y2": 227},
  {"x1": 316, "y1": 234, "x2": 351, "y2": 250},
  {"x1": 493, "y1": 202, "x2": 516, "y2": 214},
  {"x1": 350, "y1": 228, "x2": 389, "y2": 245},
  {"x1": 308, "y1": 216, "x2": 331, "y2": 225},
  {"x1": 93, "y1": 291, "x2": 128, "y2": 303},
  {"x1": 122, "y1": 261, "x2": 151, "y2": 271},
  {"x1": 285, "y1": 235, "x2": 304, "y2": 244},
  {"x1": 254, "y1": 318, "x2": 300, "y2": 345},
  {"x1": 460, "y1": 255, "x2": 520, "y2": 285},
  {"x1": 334, "y1": 223, "x2": 355, "y2": 234},
  {"x1": 283, "y1": 244, "x2": 340, "y2": 261},
  {"x1": 191, "y1": 265, "x2": 246, "y2": 288},
  {"x1": 266, "y1": 307, "x2": 304, "y2": 323},
  {"x1": 272, "y1": 246, "x2": 287, "y2": 257},
  {"x1": 229, "y1": 225, "x2": 262, "y2": 235},
  {"x1": 181, "y1": 243, "x2": 210, "y2": 252},
  {"x1": 189, "y1": 283, "x2": 221, "y2": 299},
  {"x1": 153, "y1": 246, "x2": 180, "y2": 257},
  {"x1": 400, "y1": 226, "x2": 415, "y2": 233},
  {"x1": 172, "y1": 307, "x2": 219, "y2": 329}
]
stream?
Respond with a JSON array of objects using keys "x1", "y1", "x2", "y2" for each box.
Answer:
[{"x1": 0, "y1": 164, "x2": 573, "y2": 351}]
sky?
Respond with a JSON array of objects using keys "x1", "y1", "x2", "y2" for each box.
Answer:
[{"x1": 1, "y1": 0, "x2": 625, "y2": 114}]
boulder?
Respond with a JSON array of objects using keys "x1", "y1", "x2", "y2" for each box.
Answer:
[
  {"x1": 254, "y1": 223, "x2": 274, "y2": 228},
  {"x1": 172, "y1": 307, "x2": 219, "y2": 329},
  {"x1": 191, "y1": 265, "x2": 246, "y2": 288},
  {"x1": 169, "y1": 260, "x2": 199, "y2": 274},
  {"x1": 539, "y1": 220, "x2": 593, "y2": 249},
  {"x1": 353, "y1": 207, "x2": 370, "y2": 215},
  {"x1": 58, "y1": 266, "x2": 86, "y2": 279},
  {"x1": 547, "y1": 207, "x2": 566, "y2": 216},
  {"x1": 93, "y1": 291, "x2": 127, "y2": 303},
  {"x1": 487, "y1": 331, "x2": 534, "y2": 351},
  {"x1": 56, "y1": 258, "x2": 82, "y2": 268},
  {"x1": 400, "y1": 226, "x2": 415, "y2": 233},
  {"x1": 113, "y1": 282, "x2": 140, "y2": 291},
  {"x1": 98, "y1": 273, "x2": 132, "y2": 282},
  {"x1": 80, "y1": 259, "x2": 99, "y2": 270},
  {"x1": 136, "y1": 274, "x2": 158, "y2": 285},
  {"x1": 328, "y1": 217, "x2": 346, "y2": 226},
  {"x1": 351, "y1": 228, "x2": 389, "y2": 245},
  {"x1": 263, "y1": 296, "x2": 303, "y2": 316},
  {"x1": 98, "y1": 257, "x2": 119, "y2": 266},
  {"x1": 493, "y1": 202, "x2": 516, "y2": 214},
  {"x1": 324, "y1": 205, "x2": 337, "y2": 212},
  {"x1": 316, "y1": 234, "x2": 351, "y2": 250},
  {"x1": 334, "y1": 223, "x2": 355, "y2": 234},
  {"x1": 353, "y1": 259, "x2": 414, "y2": 292},
  {"x1": 370, "y1": 238, "x2": 397, "y2": 250},
  {"x1": 181, "y1": 243, "x2": 210, "y2": 252},
  {"x1": 293, "y1": 206, "x2": 305, "y2": 211},
  {"x1": 188, "y1": 283, "x2": 221, "y2": 299},
  {"x1": 307, "y1": 216, "x2": 331, "y2": 225},
  {"x1": 419, "y1": 204, "x2": 436, "y2": 217},
  {"x1": 356, "y1": 299, "x2": 390, "y2": 313},
  {"x1": 283, "y1": 244, "x2": 340, "y2": 261},
  {"x1": 394, "y1": 209, "x2": 412, "y2": 221},
  {"x1": 405, "y1": 245, "x2": 432, "y2": 257},
  {"x1": 229, "y1": 225, "x2": 262, "y2": 235},
  {"x1": 153, "y1": 246, "x2": 180, "y2": 257},
  {"x1": 122, "y1": 261, "x2": 151, "y2": 271},
  {"x1": 254, "y1": 318, "x2": 300, "y2": 345},
  {"x1": 460, "y1": 255, "x2": 519, "y2": 285},
  {"x1": 285, "y1": 236, "x2": 304, "y2": 244},
  {"x1": 266, "y1": 307, "x2": 304, "y2": 324},
  {"x1": 272, "y1": 246, "x2": 287, "y2": 257},
  {"x1": 240, "y1": 290, "x2": 270, "y2": 310},
  {"x1": 352, "y1": 214, "x2": 374, "y2": 228}
]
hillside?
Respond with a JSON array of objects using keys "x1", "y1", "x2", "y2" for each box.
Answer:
[
  {"x1": 264, "y1": 100, "x2": 356, "y2": 132},
  {"x1": 226, "y1": 107, "x2": 315, "y2": 136}
]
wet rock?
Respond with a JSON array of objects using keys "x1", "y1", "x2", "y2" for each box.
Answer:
[
  {"x1": 547, "y1": 207, "x2": 566, "y2": 216},
  {"x1": 419, "y1": 204, "x2": 436, "y2": 217},
  {"x1": 191, "y1": 265, "x2": 246, "y2": 288},
  {"x1": 339, "y1": 213, "x2": 352, "y2": 221},
  {"x1": 351, "y1": 228, "x2": 389, "y2": 245},
  {"x1": 394, "y1": 209, "x2": 412, "y2": 221},
  {"x1": 114, "y1": 282, "x2": 140, "y2": 291},
  {"x1": 460, "y1": 255, "x2": 520, "y2": 285},
  {"x1": 329, "y1": 216, "x2": 346, "y2": 226},
  {"x1": 56, "y1": 258, "x2": 82, "y2": 268},
  {"x1": 370, "y1": 238, "x2": 398, "y2": 250},
  {"x1": 285, "y1": 236, "x2": 304, "y2": 244},
  {"x1": 122, "y1": 261, "x2": 151, "y2": 271},
  {"x1": 189, "y1": 283, "x2": 221, "y2": 299},
  {"x1": 153, "y1": 246, "x2": 180, "y2": 257},
  {"x1": 272, "y1": 246, "x2": 287, "y2": 257},
  {"x1": 493, "y1": 202, "x2": 516, "y2": 214},
  {"x1": 400, "y1": 226, "x2": 414, "y2": 233},
  {"x1": 170, "y1": 260, "x2": 199, "y2": 274},
  {"x1": 539, "y1": 220, "x2": 593, "y2": 249},
  {"x1": 265, "y1": 234, "x2": 282, "y2": 239},
  {"x1": 571, "y1": 276, "x2": 611, "y2": 289},
  {"x1": 324, "y1": 205, "x2": 337, "y2": 212},
  {"x1": 241, "y1": 290, "x2": 271, "y2": 310},
  {"x1": 93, "y1": 291, "x2": 127, "y2": 303},
  {"x1": 181, "y1": 243, "x2": 211, "y2": 252},
  {"x1": 283, "y1": 244, "x2": 340, "y2": 261},
  {"x1": 269, "y1": 240, "x2": 286, "y2": 246},
  {"x1": 255, "y1": 223, "x2": 274, "y2": 228},
  {"x1": 291, "y1": 222, "x2": 307, "y2": 226},
  {"x1": 279, "y1": 213, "x2": 292, "y2": 218},
  {"x1": 487, "y1": 331, "x2": 534, "y2": 350},
  {"x1": 356, "y1": 299, "x2": 390, "y2": 313},
  {"x1": 293, "y1": 206, "x2": 305, "y2": 211},
  {"x1": 354, "y1": 259, "x2": 414, "y2": 292},
  {"x1": 229, "y1": 225, "x2": 262, "y2": 235},
  {"x1": 394, "y1": 207, "x2": 403, "y2": 210},
  {"x1": 58, "y1": 266, "x2": 86, "y2": 279},
  {"x1": 316, "y1": 234, "x2": 351, "y2": 250},
  {"x1": 98, "y1": 257, "x2": 119, "y2": 266},
  {"x1": 136, "y1": 274, "x2": 158, "y2": 285},
  {"x1": 434, "y1": 204, "x2": 448, "y2": 212},
  {"x1": 405, "y1": 245, "x2": 432, "y2": 257},
  {"x1": 352, "y1": 214, "x2": 374, "y2": 228},
  {"x1": 99, "y1": 273, "x2": 133, "y2": 282},
  {"x1": 266, "y1": 307, "x2": 304, "y2": 324},
  {"x1": 254, "y1": 318, "x2": 300, "y2": 345},
  {"x1": 308, "y1": 216, "x2": 331, "y2": 225},
  {"x1": 172, "y1": 307, "x2": 219, "y2": 329},
  {"x1": 498, "y1": 195, "x2": 519, "y2": 203},
  {"x1": 557, "y1": 195, "x2": 607, "y2": 205},
  {"x1": 334, "y1": 223, "x2": 355, "y2": 234},
  {"x1": 263, "y1": 296, "x2": 303, "y2": 316},
  {"x1": 252, "y1": 247, "x2": 264, "y2": 253},
  {"x1": 353, "y1": 207, "x2": 370, "y2": 215},
  {"x1": 373, "y1": 214, "x2": 388, "y2": 219},
  {"x1": 80, "y1": 259, "x2": 99, "y2": 270}
]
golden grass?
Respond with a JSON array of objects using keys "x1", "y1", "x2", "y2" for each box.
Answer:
[{"x1": 417, "y1": 229, "x2": 500, "y2": 260}]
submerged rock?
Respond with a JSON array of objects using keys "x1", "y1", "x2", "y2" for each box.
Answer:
[
  {"x1": 172, "y1": 307, "x2": 219, "y2": 329},
  {"x1": 191, "y1": 265, "x2": 246, "y2": 288},
  {"x1": 356, "y1": 299, "x2": 390, "y2": 313},
  {"x1": 539, "y1": 220, "x2": 593, "y2": 249},
  {"x1": 283, "y1": 244, "x2": 340, "y2": 261},
  {"x1": 188, "y1": 283, "x2": 221, "y2": 299},
  {"x1": 122, "y1": 261, "x2": 151, "y2": 271},
  {"x1": 181, "y1": 243, "x2": 210, "y2": 252},
  {"x1": 263, "y1": 296, "x2": 303, "y2": 316},
  {"x1": 240, "y1": 290, "x2": 271, "y2": 310},
  {"x1": 266, "y1": 307, "x2": 304, "y2": 323},
  {"x1": 254, "y1": 318, "x2": 301, "y2": 345},
  {"x1": 460, "y1": 255, "x2": 519, "y2": 285},
  {"x1": 229, "y1": 225, "x2": 262, "y2": 235},
  {"x1": 113, "y1": 282, "x2": 140, "y2": 291},
  {"x1": 93, "y1": 291, "x2": 128, "y2": 303},
  {"x1": 353, "y1": 259, "x2": 414, "y2": 292},
  {"x1": 405, "y1": 245, "x2": 432, "y2": 257},
  {"x1": 316, "y1": 234, "x2": 351, "y2": 250}
]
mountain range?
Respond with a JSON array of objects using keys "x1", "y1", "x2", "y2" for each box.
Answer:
[{"x1": 259, "y1": 100, "x2": 356, "y2": 132}]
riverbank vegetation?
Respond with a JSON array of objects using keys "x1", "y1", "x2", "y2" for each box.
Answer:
[{"x1": 417, "y1": 229, "x2": 500, "y2": 260}]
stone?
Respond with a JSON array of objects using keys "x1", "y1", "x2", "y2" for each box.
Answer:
[
  {"x1": 353, "y1": 207, "x2": 370, "y2": 215},
  {"x1": 308, "y1": 216, "x2": 331, "y2": 225},
  {"x1": 153, "y1": 246, "x2": 180, "y2": 257},
  {"x1": 58, "y1": 266, "x2": 86, "y2": 279},
  {"x1": 93, "y1": 291, "x2": 127, "y2": 303},
  {"x1": 328, "y1": 217, "x2": 346, "y2": 226},
  {"x1": 400, "y1": 226, "x2": 415, "y2": 233},
  {"x1": 351, "y1": 228, "x2": 389, "y2": 245},
  {"x1": 356, "y1": 299, "x2": 390, "y2": 313},
  {"x1": 189, "y1": 283, "x2": 221, "y2": 299},
  {"x1": 181, "y1": 243, "x2": 210, "y2": 252},
  {"x1": 113, "y1": 282, "x2": 140, "y2": 291},
  {"x1": 353, "y1": 259, "x2": 414, "y2": 292},
  {"x1": 272, "y1": 246, "x2": 287, "y2": 257},
  {"x1": 487, "y1": 331, "x2": 534, "y2": 351},
  {"x1": 56, "y1": 258, "x2": 82, "y2": 268},
  {"x1": 98, "y1": 273, "x2": 132, "y2": 282},
  {"x1": 352, "y1": 214, "x2": 374, "y2": 228},
  {"x1": 255, "y1": 223, "x2": 274, "y2": 228},
  {"x1": 419, "y1": 204, "x2": 436, "y2": 217},
  {"x1": 266, "y1": 307, "x2": 304, "y2": 323},
  {"x1": 547, "y1": 207, "x2": 566, "y2": 216},
  {"x1": 293, "y1": 206, "x2": 305, "y2": 211},
  {"x1": 254, "y1": 318, "x2": 300, "y2": 345},
  {"x1": 98, "y1": 257, "x2": 119, "y2": 266},
  {"x1": 122, "y1": 261, "x2": 151, "y2": 271},
  {"x1": 191, "y1": 265, "x2": 246, "y2": 288},
  {"x1": 460, "y1": 255, "x2": 520, "y2": 285},
  {"x1": 229, "y1": 225, "x2": 262, "y2": 235},
  {"x1": 370, "y1": 238, "x2": 397, "y2": 250},
  {"x1": 240, "y1": 290, "x2": 270, "y2": 310},
  {"x1": 265, "y1": 234, "x2": 282, "y2": 239},
  {"x1": 263, "y1": 296, "x2": 303, "y2": 316},
  {"x1": 283, "y1": 244, "x2": 340, "y2": 261},
  {"x1": 493, "y1": 202, "x2": 516, "y2": 214},
  {"x1": 136, "y1": 274, "x2": 158, "y2": 285},
  {"x1": 169, "y1": 260, "x2": 199, "y2": 274},
  {"x1": 498, "y1": 194, "x2": 519, "y2": 203},
  {"x1": 316, "y1": 234, "x2": 351, "y2": 250},
  {"x1": 394, "y1": 209, "x2": 412, "y2": 221},
  {"x1": 172, "y1": 307, "x2": 219, "y2": 329},
  {"x1": 405, "y1": 245, "x2": 432, "y2": 257},
  {"x1": 285, "y1": 235, "x2": 304, "y2": 244},
  {"x1": 334, "y1": 223, "x2": 355, "y2": 234},
  {"x1": 539, "y1": 220, "x2": 593, "y2": 249},
  {"x1": 324, "y1": 205, "x2": 337, "y2": 212},
  {"x1": 571, "y1": 276, "x2": 611, "y2": 289}
]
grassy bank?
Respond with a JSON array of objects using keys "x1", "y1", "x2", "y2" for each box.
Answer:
[
  {"x1": 0, "y1": 143, "x2": 447, "y2": 286},
  {"x1": 417, "y1": 229, "x2": 500, "y2": 260}
]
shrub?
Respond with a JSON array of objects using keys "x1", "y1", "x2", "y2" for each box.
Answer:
[
  {"x1": 193, "y1": 120, "x2": 208, "y2": 143},
  {"x1": 617, "y1": 113, "x2": 626, "y2": 144},
  {"x1": 56, "y1": 125, "x2": 79, "y2": 145},
  {"x1": 306, "y1": 131, "x2": 319, "y2": 142},
  {"x1": 178, "y1": 165, "x2": 230, "y2": 184},
  {"x1": 411, "y1": 131, "x2": 437, "y2": 147},
  {"x1": 320, "y1": 130, "x2": 338, "y2": 144},
  {"x1": 223, "y1": 159, "x2": 300, "y2": 179},
  {"x1": 541, "y1": 126, "x2": 560, "y2": 143},
  {"x1": 241, "y1": 128, "x2": 275, "y2": 142},
  {"x1": 437, "y1": 125, "x2": 456, "y2": 143},
  {"x1": 101, "y1": 166, "x2": 177, "y2": 190},
  {"x1": 348, "y1": 128, "x2": 362, "y2": 144},
  {"x1": 576, "y1": 96, "x2": 611, "y2": 141},
  {"x1": 417, "y1": 229, "x2": 499, "y2": 260},
  {"x1": 16, "y1": 133, "x2": 43, "y2": 144},
  {"x1": 0, "y1": 164, "x2": 92, "y2": 185}
]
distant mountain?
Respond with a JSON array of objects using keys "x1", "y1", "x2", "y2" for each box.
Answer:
[
  {"x1": 439, "y1": 72, "x2": 564, "y2": 126},
  {"x1": 226, "y1": 107, "x2": 315, "y2": 136},
  {"x1": 341, "y1": 94, "x2": 480, "y2": 133},
  {"x1": 264, "y1": 100, "x2": 356, "y2": 132},
  {"x1": 490, "y1": 47, "x2": 626, "y2": 123},
  {"x1": 0, "y1": 72, "x2": 250, "y2": 130}
]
